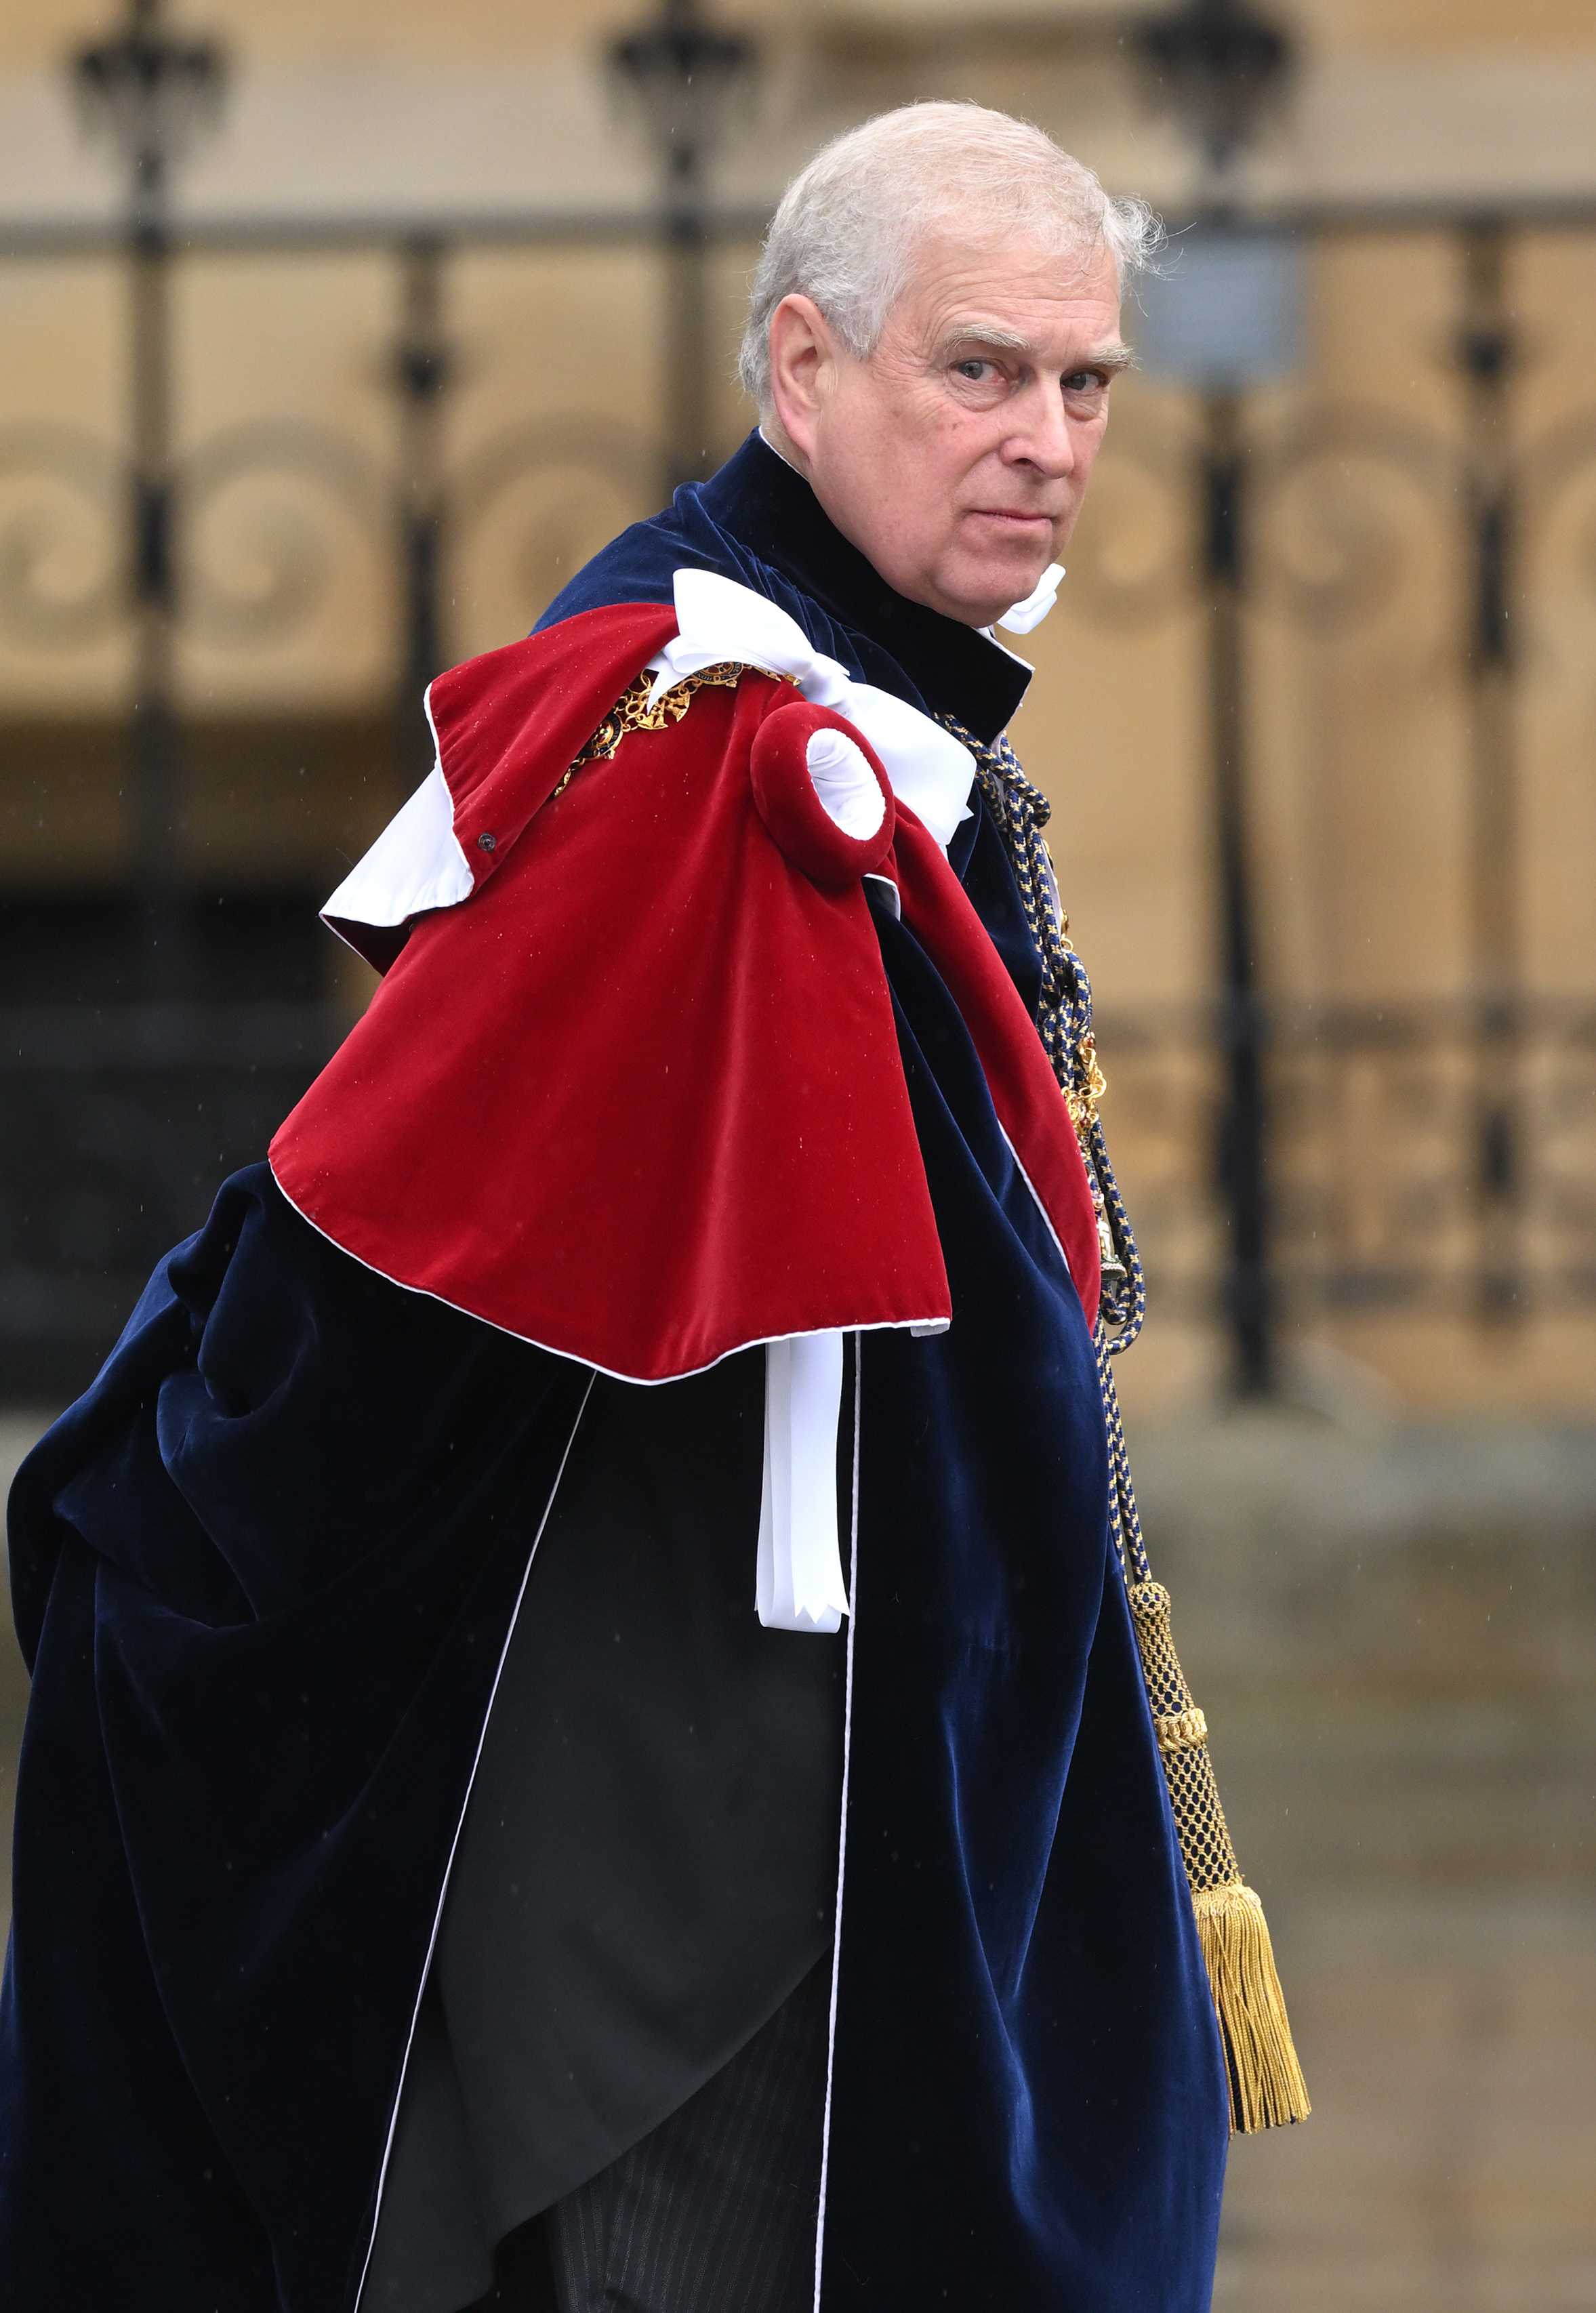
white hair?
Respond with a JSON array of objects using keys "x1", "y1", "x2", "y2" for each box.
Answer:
[{"x1": 739, "y1": 102, "x2": 1162, "y2": 409}]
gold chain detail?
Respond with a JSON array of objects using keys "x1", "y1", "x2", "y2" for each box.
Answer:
[
  {"x1": 1063, "y1": 1030, "x2": 1108, "y2": 1132},
  {"x1": 551, "y1": 661, "x2": 750, "y2": 800}
]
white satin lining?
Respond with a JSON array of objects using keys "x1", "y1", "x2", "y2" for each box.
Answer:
[
  {"x1": 804, "y1": 726, "x2": 886, "y2": 841},
  {"x1": 321, "y1": 569, "x2": 975, "y2": 962},
  {"x1": 323, "y1": 757, "x2": 473, "y2": 938}
]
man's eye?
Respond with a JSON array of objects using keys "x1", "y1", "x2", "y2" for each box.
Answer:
[
  {"x1": 954, "y1": 359, "x2": 995, "y2": 382},
  {"x1": 1064, "y1": 370, "x2": 1107, "y2": 394}
]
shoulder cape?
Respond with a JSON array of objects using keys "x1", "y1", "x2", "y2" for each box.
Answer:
[{"x1": 269, "y1": 589, "x2": 1100, "y2": 1385}]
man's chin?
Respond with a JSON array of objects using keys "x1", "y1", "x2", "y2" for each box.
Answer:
[
  {"x1": 970, "y1": 529, "x2": 1061, "y2": 606},
  {"x1": 935, "y1": 565, "x2": 1052, "y2": 630}
]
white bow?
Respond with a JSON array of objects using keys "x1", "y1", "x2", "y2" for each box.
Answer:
[{"x1": 648, "y1": 568, "x2": 976, "y2": 851}]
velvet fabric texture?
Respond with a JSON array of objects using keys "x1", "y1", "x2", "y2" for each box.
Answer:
[
  {"x1": 363, "y1": 1351, "x2": 845, "y2": 2308},
  {"x1": 2, "y1": 432, "x2": 1227, "y2": 2312},
  {"x1": 826, "y1": 897, "x2": 1227, "y2": 2307},
  {"x1": 274, "y1": 644, "x2": 952, "y2": 1378},
  {"x1": 3, "y1": 1172, "x2": 591, "y2": 2312},
  {"x1": 274, "y1": 610, "x2": 1101, "y2": 1372}
]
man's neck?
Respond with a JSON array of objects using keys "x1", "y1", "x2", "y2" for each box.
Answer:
[
  {"x1": 756, "y1": 421, "x2": 806, "y2": 480},
  {"x1": 697, "y1": 433, "x2": 1030, "y2": 747}
]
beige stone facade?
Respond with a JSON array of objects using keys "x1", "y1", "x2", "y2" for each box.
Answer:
[{"x1": 1, "y1": 0, "x2": 1593, "y2": 1411}]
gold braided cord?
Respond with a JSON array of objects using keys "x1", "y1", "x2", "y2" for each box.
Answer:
[
  {"x1": 1128, "y1": 1582, "x2": 1243, "y2": 1896},
  {"x1": 1154, "y1": 1706, "x2": 1210, "y2": 1754},
  {"x1": 941, "y1": 710, "x2": 1309, "y2": 2135}
]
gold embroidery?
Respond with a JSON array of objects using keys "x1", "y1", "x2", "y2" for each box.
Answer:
[{"x1": 551, "y1": 662, "x2": 750, "y2": 800}]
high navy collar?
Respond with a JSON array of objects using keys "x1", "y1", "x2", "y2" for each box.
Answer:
[{"x1": 697, "y1": 434, "x2": 1031, "y2": 749}]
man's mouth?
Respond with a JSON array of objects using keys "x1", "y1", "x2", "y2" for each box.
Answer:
[{"x1": 968, "y1": 509, "x2": 1055, "y2": 532}]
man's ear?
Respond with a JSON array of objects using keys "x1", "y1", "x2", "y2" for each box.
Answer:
[{"x1": 766, "y1": 295, "x2": 835, "y2": 468}]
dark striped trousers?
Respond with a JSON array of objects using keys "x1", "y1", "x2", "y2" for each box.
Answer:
[
  {"x1": 549, "y1": 1957, "x2": 830, "y2": 2313},
  {"x1": 478, "y1": 1956, "x2": 831, "y2": 2313}
]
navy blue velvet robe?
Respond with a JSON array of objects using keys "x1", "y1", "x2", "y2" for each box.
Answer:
[{"x1": 1, "y1": 433, "x2": 1227, "y2": 2310}]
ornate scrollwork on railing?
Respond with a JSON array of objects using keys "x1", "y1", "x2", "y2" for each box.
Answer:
[
  {"x1": 1249, "y1": 405, "x2": 1457, "y2": 640},
  {"x1": 0, "y1": 417, "x2": 390, "y2": 657},
  {"x1": 1066, "y1": 399, "x2": 1460, "y2": 641},
  {"x1": 1094, "y1": 998, "x2": 1596, "y2": 1323},
  {"x1": 178, "y1": 420, "x2": 387, "y2": 649},
  {"x1": 1268, "y1": 1004, "x2": 1477, "y2": 1311},
  {"x1": 446, "y1": 416, "x2": 657, "y2": 652},
  {"x1": 0, "y1": 407, "x2": 663, "y2": 671},
  {"x1": 0, "y1": 422, "x2": 128, "y2": 647},
  {"x1": 1526, "y1": 1008, "x2": 1596, "y2": 1303}
]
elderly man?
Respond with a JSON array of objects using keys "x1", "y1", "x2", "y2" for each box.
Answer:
[{"x1": 1, "y1": 102, "x2": 1288, "y2": 2313}]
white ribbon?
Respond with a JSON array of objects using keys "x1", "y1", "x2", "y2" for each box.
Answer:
[
  {"x1": 757, "y1": 1332, "x2": 849, "y2": 1633},
  {"x1": 996, "y1": 562, "x2": 1065, "y2": 636},
  {"x1": 323, "y1": 569, "x2": 981, "y2": 946},
  {"x1": 649, "y1": 568, "x2": 975, "y2": 851}
]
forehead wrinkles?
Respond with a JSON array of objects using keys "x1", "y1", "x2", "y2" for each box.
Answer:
[
  {"x1": 892, "y1": 248, "x2": 1120, "y2": 361},
  {"x1": 910, "y1": 230, "x2": 1114, "y2": 293}
]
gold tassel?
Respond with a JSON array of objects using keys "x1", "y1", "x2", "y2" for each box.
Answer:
[
  {"x1": 1128, "y1": 1580, "x2": 1311, "y2": 2134},
  {"x1": 1191, "y1": 1883, "x2": 1311, "y2": 2133}
]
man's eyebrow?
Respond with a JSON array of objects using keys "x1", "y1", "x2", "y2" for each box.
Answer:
[{"x1": 938, "y1": 325, "x2": 1137, "y2": 373}]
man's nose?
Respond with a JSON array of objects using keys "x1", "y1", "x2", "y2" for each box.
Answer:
[{"x1": 1004, "y1": 382, "x2": 1078, "y2": 477}]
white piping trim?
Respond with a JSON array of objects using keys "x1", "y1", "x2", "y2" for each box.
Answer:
[
  {"x1": 352, "y1": 1369, "x2": 598, "y2": 2313},
  {"x1": 269, "y1": 1159, "x2": 949, "y2": 1389},
  {"x1": 812, "y1": 1332, "x2": 862, "y2": 2313},
  {"x1": 861, "y1": 872, "x2": 900, "y2": 920},
  {"x1": 994, "y1": 1118, "x2": 1076, "y2": 1289}
]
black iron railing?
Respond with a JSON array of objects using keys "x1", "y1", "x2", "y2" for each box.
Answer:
[
  {"x1": 3, "y1": 994, "x2": 1591, "y2": 1402},
  {"x1": 1094, "y1": 997, "x2": 1596, "y2": 1327},
  {"x1": 2, "y1": 0, "x2": 1595, "y2": 1399},
  {"x1": 0, "y1": 999, "x2": 342, "y2": 1397}
]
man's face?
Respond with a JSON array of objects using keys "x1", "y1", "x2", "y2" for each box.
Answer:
[{"x1": 767, "y1": 234, "x2": 1128, "y2": 629}]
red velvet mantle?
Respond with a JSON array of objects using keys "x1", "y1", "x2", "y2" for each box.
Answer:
[{"x1": 270, "y1": 606, "x2": 1099, "y2": 1379}]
